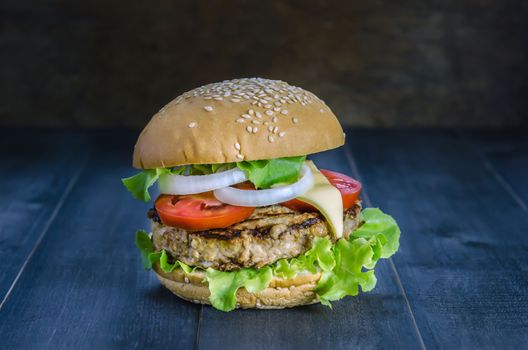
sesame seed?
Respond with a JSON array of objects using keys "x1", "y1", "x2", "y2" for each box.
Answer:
[
  {"x1": 273, "y1": 107, "x2": 280, "y2": 112},
  {"x1": 320, "y1": 108, "x2": 324, "y2": 112},
  {"x1": 255, "y1": 111, "x2": 262, "y2": 118},
  {"x1": 252, "y1": 120, "x2": 260, "y2": 125},
  {"x1": 242, "y1": 114, "x2": 251, "y2": 119},
  {"x1": 248, "y1": 109, "x2": 255, "y2": 115},
  {"x1": 272, "y1": 116, "x2": 278, "y2": 122},
  {"x1": 252, "y1": 127, "x2": 258, "y2": 133},
  {"x1": 279, "y1": 131, "x2": 286, "y2": 137},
  {"x1": 281, "y1": 109, "x2": 288, "y2": 115},
  {"x1": 274, "y1": 101, "x2": 281, "y2": 106},
  {"x1": 251, "y1": 101, "x2": 258, "y2": 105},
  {"x1": 234, "y1": 142, "x2": 241, "y2": 150},
  {"x1": 203, "y1": 96, "x2": 212, "y2": 100},
  {"x1": 184, "y1": 277, "x2": 190, "y2": 283},
  {"x1": 264, "y1": 104, "x2": 272, "y2": 109},
  {"x1": 273, "y1": 126, "x2": 279, "y2": 133},
  {"x1": 268, "y1": 135, "x2": 274, "y2": 143},
  {"x1": 188, "y1": 122, "x2": 197, "y2": 128},
  {"x1": 246, "y1": 126, "x2": 253, "y2": 133},
  {"x1": 265, "y1": 110, "x2": 274, "y2": 116},
  {"x1": 236, "y1": 118, "x2": 245, "y2": 123},
  {"x1": 204, "y1": 106, "x2": 213, "y2": 112},
  {"x1": 231, "y1": 98, "x2": 241, "y2": 103},
  {"x1": 236, "y1": 153, "x2": 244, "y2": 160},
  {"x1": 292, "y1": 117, "x2": 299, "y2": 124},
  {"x1": 263, "y1": 121, "x2": 269, "y2": 125},
  {"x1": 268, "y1": 125, "x2": 273, "y2": 132},
  {"x1": 214, "y1": 97, "x2": 223, "y2": 101}
]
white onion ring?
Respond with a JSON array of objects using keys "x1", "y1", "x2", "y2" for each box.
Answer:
[
  {"x1": 213, "y1": 164, "x2": 313, "y2": 207},
  {"x1": 158, "y1": 168, "x2": 248, "y2": 195}
]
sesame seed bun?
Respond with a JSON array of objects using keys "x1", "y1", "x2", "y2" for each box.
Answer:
[
  {"x1": 133, "y1": 78, "x2": 344, "y2": 169},
  {"x1": 153, "y1": 264, "x2": 321, "y2": 309}
]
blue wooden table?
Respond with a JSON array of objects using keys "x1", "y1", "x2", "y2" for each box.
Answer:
[{"x1": 0, "y1": 128, "x2": 526, "y2": 349}]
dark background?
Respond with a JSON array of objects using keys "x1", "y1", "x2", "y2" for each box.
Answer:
[{"x1": 1, "y1": 0, "x2": 527, "y2": 128}]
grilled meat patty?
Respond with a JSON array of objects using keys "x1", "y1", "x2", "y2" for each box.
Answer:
[{"x1": 151, "y1": 202, "x2": 362, "y2": 271}]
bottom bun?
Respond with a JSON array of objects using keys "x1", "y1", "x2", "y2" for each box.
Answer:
[{"x1": 153, "y1": 264, "x2": 322, "y2": 309}]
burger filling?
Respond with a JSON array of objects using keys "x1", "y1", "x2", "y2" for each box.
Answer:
[
  {"x1": 124, "y1": 158, "x2": 401, "y2": 311},
  {"x1": 150, "y1": 202, "x2": 362, "y2": 271}
]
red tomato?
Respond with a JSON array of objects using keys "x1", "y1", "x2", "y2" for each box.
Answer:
[
  {"x1": 155, "y1": 193, "x2": 255, "y2": 230},
  {"x1": 282, "y1": 169, "x2": 362, "y2": 211}
]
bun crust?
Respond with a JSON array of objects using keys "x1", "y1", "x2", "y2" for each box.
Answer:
[
  {"x1": 133, "y1": 78, "x2": 344, "y2": 169},
  {"x1": 153, "y1": 264, "x2": 322, "y2": 309}
]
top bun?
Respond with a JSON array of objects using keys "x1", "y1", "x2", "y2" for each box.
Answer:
[{"x1": 133, "y1": 78, "x2": 344, "y2": 169}]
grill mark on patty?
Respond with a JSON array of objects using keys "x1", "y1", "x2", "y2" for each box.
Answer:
[
  {"x1": 289, "y1": 217, "x2": 321, "y2": 230},
  {"x1": 188, "y1": 214, "x2": 323, "y2": 240},
  {"x1": 151, "y1": 201, "x2": 363, "y2": 270},
  {"x1": 198, "y1": 227, "x2": 273, "y2": 240},
  {"x1": 148, "y1": 203, "x2": 361, "y2": 240}
]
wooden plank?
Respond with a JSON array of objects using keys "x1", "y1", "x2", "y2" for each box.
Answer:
[
  {"x1": 0, "y1": 131, "x2": 199, "y2": 349},
  {"x1": 197, "y1": 147, "x2": 425, "y2": 350},
  {"x1": 464, "y1": 129, "x2": 528, "y2": 209},
  {"x1": 345, "y1": 129, "x2": 528, "y2": 349},
  {"x1": 0, "y1": 129, "x2": 90, "y2": 302}
]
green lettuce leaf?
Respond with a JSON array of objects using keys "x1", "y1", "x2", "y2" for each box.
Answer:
[
  {"x1": 159, "y1": 250, "x2": 195, "y2": 273},
  {"x1": 206, "y1": 267, "x2": 273, "y2": 312},
  {"x1": 315, "y1": 209, "x2": 401, "y2": 306},
  {"x1": 134, "y1": 208, "x2": 401, "y2": 311},
  {"x1": 236, "y1": 156, "x2": 306, "y2": 189},
  {"x1": 315, "y1": 237, "x2": 379, "y2": 306},
  {"x1": 135, "y1": 230, "x2": 161, "y2": 269},
  {"x1": 121, "y1": 163, "x2": 234, "y2": 202},
  {"x1": 122, "y1": 168, "x2": 180, "y2": 202},
  {"x1": 189, "y1": 163, "x2": 236, "y2": 175},
  {"x1": 272, "y1": 236, "x2": 336, "y2": 278},
  {"x1": 351, "y1": 208, "x2": 400, "y2": 258},
  {"x1": 122, "y1": 157, "x2": 305, "y2": 201}
]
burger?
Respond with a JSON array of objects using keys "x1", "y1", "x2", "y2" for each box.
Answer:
[{"x1": 122, "y1": 78, "x2": 401, "y2": 311}]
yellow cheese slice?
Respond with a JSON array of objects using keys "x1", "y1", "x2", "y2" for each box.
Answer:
[{"x1": 297, "y1": 161, "x2": 343, "y2": 239}]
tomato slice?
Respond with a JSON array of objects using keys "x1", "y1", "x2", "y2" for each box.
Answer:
[
  {"x1": 155, "y1": 193, "x2": 255, "y2": 230},
  {"x1": 282, "y1": 169, "x2": 362, "y2": 211}
]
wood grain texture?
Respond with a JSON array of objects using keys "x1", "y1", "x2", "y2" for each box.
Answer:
[
  {"x1": 464, "y1": 129, "x2": 528, "y2": 209},
  {"x1": 345, "y1": 129, "x2": 528, "y2": 349},
  {"x1": 197, "y1": 148, "x2": 425, "y2": 350},
  {"x1": 0, "y1": 131, "x2": 199, "y2": 350},
  {"x1": 0, "y1": 130, "x2": 90, "y2": 302},
  {"x1": 1, "y1": 129, "x2": 527, "y2": 349}
]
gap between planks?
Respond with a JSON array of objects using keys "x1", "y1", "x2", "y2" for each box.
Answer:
[
  {"x1": 0, "y1": 152, "x2": 90, "y2": 310},
  {"x1": 456, "y1": 129, "x2": 528, "y2": 212},
  {"x1": 195, "y1": 305, "x2": 203, "y2": 350},
  {"x1": 344, "y1": 143, "x2": 427, "y2": 350}
]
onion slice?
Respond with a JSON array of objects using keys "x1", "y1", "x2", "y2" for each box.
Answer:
[
  {"x1": 158, "y1": 168, "x2": 248, "y2": 195},
  {"x1": 213, "y1": 164, "x2": 314, "y2": 207}
]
